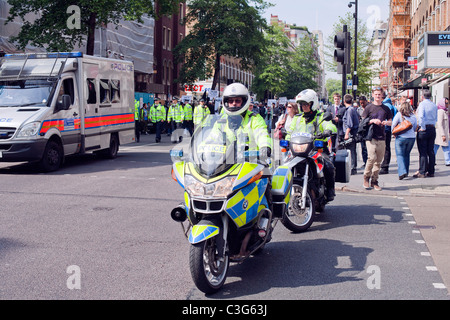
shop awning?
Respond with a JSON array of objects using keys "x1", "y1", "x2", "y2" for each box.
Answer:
[
  {"x1": 427, "y1": 73, "x2": 450, "y2": 86},
  {"x1": 398, "y1": 76, "x2": 429, "y2": 90}
]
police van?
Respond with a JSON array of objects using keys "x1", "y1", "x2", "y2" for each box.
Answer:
[{"x1": 0, "y1": 52, "x2": 135, "y2": 171}]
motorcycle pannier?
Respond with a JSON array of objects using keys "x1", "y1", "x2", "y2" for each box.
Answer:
[{"x1": 334, "y1": 149, "x2": 351, "y2": 183}]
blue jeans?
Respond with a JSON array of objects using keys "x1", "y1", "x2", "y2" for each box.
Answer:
[
  {"x1": 395, "y1": 136, "x2": 415, "y2": 176},
  {"x1": 434, "y1": 144, "x2": 450, "y2": 165}
]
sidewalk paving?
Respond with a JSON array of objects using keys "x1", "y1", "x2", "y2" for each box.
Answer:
[{"x1": 336, "y1": 142, "x2": 450, "y2": 296}]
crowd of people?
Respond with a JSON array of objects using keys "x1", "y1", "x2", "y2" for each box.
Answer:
[
  {"x1": 319, "y1": 88, "x2": 449, "y2": 191},
  {"x1": 135, "y1": 87, "x2": 449, "y2": 192}
]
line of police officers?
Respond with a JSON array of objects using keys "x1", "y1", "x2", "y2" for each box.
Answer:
[{"x1": 134, "y1": 97, "x2": 211, "y2": 143}]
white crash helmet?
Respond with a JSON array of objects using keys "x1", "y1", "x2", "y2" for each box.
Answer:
[
  {"x1": 222, "y1": 83, "x2": 250, "y2": 116},
  {"x1": 295, "y1": 89, "x2": 319, "y2": 111}
]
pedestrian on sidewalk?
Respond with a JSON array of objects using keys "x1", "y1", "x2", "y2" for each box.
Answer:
[
  {"x1": 361, "y1": 87, "x2": 393, "y2": 191},
  {"x1": 380, "y1": 95, "x2": 397, "y2": 174},
  {"x1": 434, "y1": 97, "x2": 449, "y2": 166},
  {"x1": 342, "y1": 94, "x2": 359, "y2": 175},
  {"x1": 393, "y1": 102, "x2": 418, "y2": 180},
  {"x1": 413, "y1": 89, "x2": 438, "y2": 178},
  {"x1": 357, "y1": 96, "x2": 369, "y2": 167}
]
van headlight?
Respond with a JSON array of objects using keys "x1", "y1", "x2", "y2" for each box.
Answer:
[
  {"x1": 185, "y1": 175, "x2": 235, "y2": 198},
  {"x1": 16, "y1": 122, "x2": 41, "y2": 139}
]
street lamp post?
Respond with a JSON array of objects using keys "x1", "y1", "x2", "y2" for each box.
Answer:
[{"x1": 349, "y1": 0, "x2": 358, "y2": 100}]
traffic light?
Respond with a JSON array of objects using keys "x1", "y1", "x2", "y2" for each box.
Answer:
[{"x1": 334, "y1": 27, "x2": 351, "y2": 75}]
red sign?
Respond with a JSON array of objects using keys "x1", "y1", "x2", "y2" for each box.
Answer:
[
  {"x1": 184, "y1": 84, "x2": 204, "y2": 92},
  {"x1": 380, "y1": 72, "x2": 388, "y2": 78}
]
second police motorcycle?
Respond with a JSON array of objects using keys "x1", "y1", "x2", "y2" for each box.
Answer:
[{"x1": 279, "y1": 89, "x2": 351, "y2": 232}]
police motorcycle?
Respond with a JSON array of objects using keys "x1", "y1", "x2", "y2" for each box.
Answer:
[
  {"x1": 169, "y1": 114, "x2": 291, "y2": 294},
  {"x1": 279, "y1": 111, "x2": 348, "y2": 232}
]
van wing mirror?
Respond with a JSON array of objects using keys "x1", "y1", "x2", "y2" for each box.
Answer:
[{"x1": 55, "y1": 94, "x2": 72, "y2": 111}]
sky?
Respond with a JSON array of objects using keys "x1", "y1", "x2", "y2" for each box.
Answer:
[{"x1": 261, "y1": 0, "x2": 390, "y2": 80}]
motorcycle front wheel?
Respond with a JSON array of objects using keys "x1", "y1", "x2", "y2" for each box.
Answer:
[
  {"x1": 189, "y1": 238, "x2": 229, "y2": 294},
  {"x1": 282, "y1": 183, "x2": 315, "y2": 232}
]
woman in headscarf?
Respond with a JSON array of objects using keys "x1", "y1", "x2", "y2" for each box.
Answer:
[{"x1": 434, "y1": 98, "x2": 449, "y2": 166}]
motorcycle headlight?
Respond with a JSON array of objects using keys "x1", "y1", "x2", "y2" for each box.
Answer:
[
  {"x1": 16, "y1": 122, "x2": 41, "y2": 139},
  {"x1": 185, "y1": 175, "x2": 235, "y2": 198},
  {"x1": 292, "y1": 143, "x2": 309, "y2": 153}
]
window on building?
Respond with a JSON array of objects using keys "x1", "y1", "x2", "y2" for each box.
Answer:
[
  {"x1": 163, "y1": 27, "x2": 167, "y2": 49},
  {"x1": 167, "y1": 28, "x2": 172, "y2": 51}
]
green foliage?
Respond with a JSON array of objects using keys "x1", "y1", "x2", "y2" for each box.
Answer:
[
  {"x1": 324, "y1": 12, "x2": 379, "y2": 96},
  {"x1": 325, "y1": 78, "x2": 342, "y2": 101},
  {"x1": 173, "y1": 0, "x2": 270, "y2": 89},
  {"x1": 252, "y1": 25, "x2": 320, "y2": 100},
  {"x1": 6, "y1": 0, "x2": 182, "y2": 54}
]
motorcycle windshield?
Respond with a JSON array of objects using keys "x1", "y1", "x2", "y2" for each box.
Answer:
[{"x1": 189, "y1": 114, "x2": 260, "y2": 178}]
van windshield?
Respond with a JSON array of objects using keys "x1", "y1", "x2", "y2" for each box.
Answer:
[{"x1": 0, "y1": 79, "x2": 53, "y2": 107}]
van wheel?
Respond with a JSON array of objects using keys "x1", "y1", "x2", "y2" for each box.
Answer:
[
  {"x1": 39, "y1": 140, "x2": 63, "y2": 172},
  {"x1": 99, "y1": 134, "x2": 119, "y2": 159}
]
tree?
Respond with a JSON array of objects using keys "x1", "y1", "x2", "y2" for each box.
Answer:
[
  {"x1": 282, "y1": 35, "x2": 320, "y2": 98},
  {"x1": 251, "y1": 25, "x2": 292, "y2": 100},
  {"x1": 324, "y1": 12, "x2": 379, "y2": 96},
  {"x1": 173, "y1": 0, "x2": 270, "y2": 90},
  {"x1": 252, "y1": 25, "x2": 320, "y2": 100},
  {"x1": 325, "y1": 78, "x2": 342, "y2": 102},
  {"x1": 6, "y1": 0, "x2": 182, "y2": 55}
]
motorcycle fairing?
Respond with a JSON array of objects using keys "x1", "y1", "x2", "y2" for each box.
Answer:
[
  {"x1": 272, "y1": 166, "x2": 292, "y2": 195},
  {"x1": 189, "y1": 224, "x2": 220, "y2": 244},
  {"x1": 225, "y1": 178, "x2": 269, "y2": 228},
  {"x1": 184, "y1": 162, "x2": 241, "y2": 184}
]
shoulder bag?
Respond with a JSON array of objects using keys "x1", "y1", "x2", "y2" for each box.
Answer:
[{"x1": 392, "y1": 115, "x2": 412, "y2": 136}]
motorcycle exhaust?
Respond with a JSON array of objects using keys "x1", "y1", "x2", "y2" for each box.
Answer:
[{"x1": 171, "y1": 204, "x2": 187, "y2": 222}]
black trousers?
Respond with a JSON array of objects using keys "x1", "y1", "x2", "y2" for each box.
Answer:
[
  {"x1": 417, "y1": 127, "x2": 436, "y2": 175},
  {"x1": 381, "y1": 131, "x2": 392, "y2": 170}
]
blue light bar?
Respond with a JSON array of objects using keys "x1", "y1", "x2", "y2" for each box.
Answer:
[{"x1": 4, "y1": 52, "x2": 83, "y2": 59}]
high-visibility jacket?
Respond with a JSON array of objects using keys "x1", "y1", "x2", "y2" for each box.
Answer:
[
  {"x1": 168, "y1": 103, "x2": 183, "y2": 122},
  {"x1": 285, "y1": 111, "x2": 337, "y2": 141},
  {"x1": 149, "y1": 104, "x2": 157, "y2": 123},
  {"x1": 208, "y1": 110, "x2": 272, "y2": 151},
  {"x1": 134, "y1": 100, "x2": 140, "y2": 121},
  {"x1": 193, "y1": 105, "x2": 211, "y2": 125},
  {"x1": 183, "y1": 103, "x2": 193, "y2": 121},
  {"x1": 154, "y1": 104, "x2": 166, "y2": 122}
]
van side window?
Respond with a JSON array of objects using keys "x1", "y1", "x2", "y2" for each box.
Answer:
[
  {"x1": 58, "y1": 78, "x2": 74, "y2": 106},
  {"x1": 87, "y1": 79, "x2": 96, "y2": 104},
  {"x1": 99, "y1": 79, "x2": 110, "y2": 104},
  {"x1": 110, "y1": 80, "x2": 120, "y2": 103}
]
